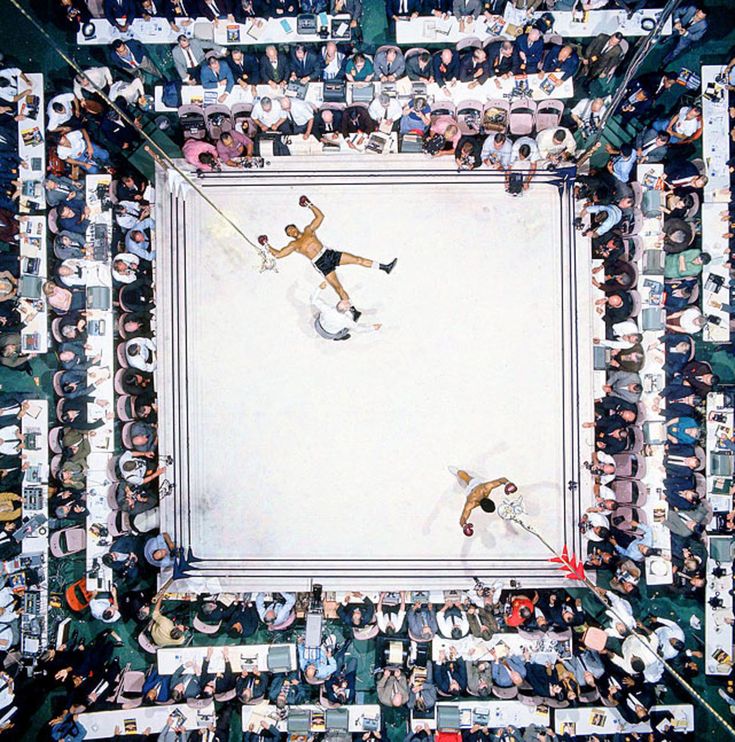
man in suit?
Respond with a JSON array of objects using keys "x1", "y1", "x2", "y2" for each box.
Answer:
[
  {"x1": 581, "y1": 32, "x2": 625, "y2": 81},
  {"x1": 432, "y1": 48, "x2": 460, "y2": 90},
  {"x1": 663, "y1": 5, "x2": 708, "y2": 65},
  {"x1": 635, "y1": 128, "x2": 670, "y2": 164},
  {"x1": 341, "y1": 104, "x2": 375, "y2": 137},
  {"x1": 459, "y1": 48, "x2": 490, "y2": 86},
  {"x1": 228, "y1": 48, "x2": 260, "y2": 88},
  {"x1": 104, "y1": 0, "x2": 137, "y2": 31},
  {"x1": 167, "y1": 0, "x2": 200, "y2": 23},
  {"x1": 453, "y1": 0, "x2": 481, "y2": 20},
  {"x1": 386, "y1": 0, "x2": 420, "y2": 25},
  {"x1": 137, "y1": 0, "x2": 172, "y2": 23},
  {"x1": 313, "y1": 108, "x2": 343, "y2": 145},
  {"x1": 513, "y1": 27, "x2": 544, "y2": 74},
  {"x1": 169, "y1": 663, "x2": 202, "y2": 701},
  {"x1": 486, "y1": 40, "x2": 514, "y2": 78},
  {"x1": 405, "y1": 51, "x2": 433, "y2": 81},
  {"x1": 201, "y1": 56, "x2": 235, "y2": 102},
  {"x1": 259, "y1": 45, "x2": 290, "y2": 89},
  {"x1": 172, "y1": 35, "x2": 223, "y2": 83},
  {"x1": 542, "y1": 44, "x2": 579, "y2": 81},
  {"x1": 108, "y1": 39, "x2": 162, "y2": 80},
  {"x1": 374, "y1": 47, "x2": 406, "y2": 81},
  {"x1": 289, "y1": 45, "x2": 322, "y2": 83},
  {"x1": 198, "y1": 0, "x2": 235, "y2": 22}
]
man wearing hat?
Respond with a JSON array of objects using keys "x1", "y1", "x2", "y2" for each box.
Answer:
[{"x1": 447, "y1": 469, "x2": 516, "y2": 536}]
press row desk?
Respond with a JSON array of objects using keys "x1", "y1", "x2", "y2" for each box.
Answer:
[
  {"x1": 411, "y1": 700, "x2": 547, "y2": 731},
  {"x1": 395, "y1": 7, "x2": 671, "y2": 45},
  {"x1": 700, "y1": 65, "x2": 731, "y2": 204},
  {"x1": 242, "y1": 704, "x2": 381, "y2": 732},
  {"x1": 431, "y1": 632, "x2": 572, "y2": 664},
  {"x1": 17, "y1": 72, "x2": 46, "y2": 214},
  {"x1": 554, "y1": 704, "x2": 693, "y2": 736},
  {"x1": 76, "y1": 14, "x2": 350, "y2": 46},
  {"x1": 705, "y1": 533, "x2": 734, "y2": 676},
  {"x1": 157, "y1": 642, "x2": 298, "y2": 675},
  {"x1": 83, "y1": 173, "x2": 116, "y2": 593},
  {"x1": 631, "y1": 164, "x2": 671, "y2": 585},
  {"x1": 700, "y1": 204, "x2": 731, "y2": 344},
  {"x1": 20, "y1": 399, "x2": 49, "y2": 657},
  {"x1": 18, "y1": 215, "x2": 49, "y2": 354},
  {"x1": 705, "y1": 392, "x2": 734, "y2": 528},
  {"x1": 78, "y1": 702, "x2": 215, "y2": 739},
  {"x1": 154, "y1": 74, "x2": 573, "y2": 112}
]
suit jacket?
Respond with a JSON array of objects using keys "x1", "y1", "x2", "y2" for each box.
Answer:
[
  {"x1": 314, "y1": 109, "x2": 343, "y2": 140},
  {"x1": 104, "y1": 0, "x2": 137, "y2": 26},
  {"x1": 421, "y1": 0, "x2": 450, "y2": 13},
  {"x1": 674, "y1": 5, "x2": 708, "y2": 43},
  {"x1": 374, "y1": 49, "x2": 405, "y2": 79},
  {"x1": 330, "y1": 0, "x2": 362, "y2": 20},
  {"x1": 200, "y1": 61, "x2": 235, "y2": 92},
  {"x1": 514, "y1": 33, "x2": 544, "y2": 72},
  {"x1": 342, "y1": 105, "x2": 375, "y2": 135},
  {"x1": 432, "y1": 50, "x2": 459, "y2": 86},
  {"x1": 168, "y1": 0, "x2": 199, "y2": 16},
  {"x1": 459, "y1": 54, "x2": 489, "y2": 84},
  {"x1": 198, "y1": 0, "x2": 234, "y2": 19},
  {"x1": 259, "y1": 54, "x2": 290, "y2": 84},
  {"x1": 227, "y1": 53, "x2": 260, "y2": 85},
  {"x1": 386, "y1": 0, "x2": 420, "y2": 17},
  {"x1": 584, "y1": 34, "x2": 624, "y2": 78},
  {"x1": 172, "y1": 39, "x2": 209, "y2": 80},
  {"x1": 135, "y1": 0, "x2": 172, "y2": 17},
  {"x1": 542, "y1": 44, "x2": 579, "y2": 80},
  {"x1": 108, "y1": 39, "x2": 149, "y2": 74},
  {"x1": 485, "y1": 41, "x2": 514, "y2": 76},
  {"x1": 635, "y1": 127, "x2": 668, "y2": 163},
  {"x1": 289, "y1": 50, "x2": 322, "y2": 81},
  {"x1": 452, "y1": 0, "x2": 481, "y2": 17},
  {"x1": 405, "y1": 54, "x2": 433, "y2": 81}
]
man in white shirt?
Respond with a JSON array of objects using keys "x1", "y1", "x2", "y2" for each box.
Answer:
[
  {"x1": 0, "y1": 67, "x2": 31, "y2": 104},
  {"x1": 89, "y1": 586, "x2": 121, "y2": 623},
  {"x1": 311, "y1": 281, "x2": 380, "y2": 341},
  {"x1": 570, "y1": 97, "x2": 608, "y2": 138},
  {"x1": 654, "y1": 105, "x2": 702, "y2": 144},
  {"x1": 536, "y1": 126, "x2": 576, "y2": 165},
  {"x1": 251, "y1": 96, "x2": 286, "y2": 132},
  {"x1": 125, "y1": 336, "x2": 156, "y2": 371},
  {"x1": 73, "y1": 67, "x2": 113, "y2": 99},
  {"x1": 510, "y1": 135, "x2": 540, "y2": 163},
  {"x1": 46, "y1": 93, "x2": 78, "y2": 132},
  {"x1": 368, "y1": 93, "x2": 402, "y2": 130},
  {"x1": 279, "y1": 96, "x2": 314, "y2": 139},
  {"x1": 481, "y1": 132, "x2": 512, "y2": 170}
]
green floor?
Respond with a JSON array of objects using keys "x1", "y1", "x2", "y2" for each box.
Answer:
[{"x1": 1, "y1": 0, "x2": 734, "y2": 738}]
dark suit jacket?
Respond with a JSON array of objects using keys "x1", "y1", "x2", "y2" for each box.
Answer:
[
  {"x1": 342, "y1": 106, "x2": 375, "y2": 135},
  {"x1": 228, "y1": 53, "x2": 261, "y2": 85},
  {"x1": 421, "y1": 0, "x2": 450, "y2": 12},
  {"x1": 405, "y1": 54, "x2": 433, "y2": 81},
  {"x1": 584, "y1": 34, "x2": 624, "y2": 78},
  {"x1": 485, "y1": 41, "x2": 514, "y2": 76},
  {"x1": 104, "y1": 0, "x2": 137, "y2": 26},
  {"x1": 108, "y1": 39, "x2": 149, "y2": 74},
  {"x1": 542, "y1": 44, "x2": 580, "y2": 80},
  {"x1": 431, "y1": 50, "x2": 459, "y2": 86},
  {"x1": 198, "y1": 0, "x2": 234, "y2": 18},
  {"x1": 459, "y1": 54, "x2": 490, "y2": 84},
  {"x1": 386, "y1": 0, "x2": 420, "y2": 18},
  {"x1": 259, "y1": 54, "x2": 290, "y2": 84},
  {"x1": 314, "y1": 109, "x2": 343, "y2": 140},
  {"x1": 135, "y1": 0, "x2": 172, "y2": 17},
  {"x1": 289, "y1": 50, "x2": 323, "y2": 81}
]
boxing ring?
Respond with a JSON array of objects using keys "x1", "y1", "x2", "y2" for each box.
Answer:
[{"x1": 154, "y1": 157, "x2": 594, "y2": 592}]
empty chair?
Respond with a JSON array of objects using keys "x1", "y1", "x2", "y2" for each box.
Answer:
[
  {"x1": 48, "y1": 426, "x2": 63, "y2": 454},
  {"x1": 610, "y1": 506, "x2": 646, "y2": 530},
  {"x1": 115, "y1": 670, "x2": 146, "y2": 709},
  {"x1": 509, "y1": 98, "x2": 537, "y2": 136},
  {"x1": 455, "y1": 99, "x2": 484, "y2": 136},
  {"x1": 456, "y1": 36, "x2": 482, "y2": 53},
  {"x1": 612, "y1": 453, "x2": 646, "y2": 480},
  {"x1": 430, "y1": 100, "x2": 456, "y2": 118},
  {"x1": 204, "y1": 104, "x2": 234, "y2": 141},
  {"x1": 534, "y1": 99, "x2": 564, "y2": 132},
  {"x1": 482, "y1": 99, "x2": 509, "y2": 133},
  {"x1": 65, "y1": 578, "x2": 94, "y2": 612},
  {"x1": 492, "y1": 684, "x2": 518, "y2": 700},
  {"x1": 611, "y1": 479, "x2": 647, "y2": 504},
  {"x1": 193, "y1": 615, "x2": 222, "y2": 635},
  {"x1": 178, "y1": 104, "x2": 206, "y2": 140},
  {"x1": 50, "y1": 526, "x2": 86, "y2": 557}
]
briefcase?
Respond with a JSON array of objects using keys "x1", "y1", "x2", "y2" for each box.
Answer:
[
  {"x1": 297, "y1": 13, "x2": 318, "y2": 34},
  {"x1": 267, "y1": 644, "x2": 293, "y2": 672},
  {"x1": 287, "y1": 709, "x2": 311, "y2": 733},
  {"x1": 323, "y1": 80, "x2": 347, "y2": 103}
]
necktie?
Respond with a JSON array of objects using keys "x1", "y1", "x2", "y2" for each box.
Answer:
[
  {"x1": 210, "y1": 0, "x2": 220, "y2": 14},
  {"x1": 401, "y1": 0, "x2": 407, "y2": 13},
  {"x1": 185, "y1": 48, "x2": 196, "y2": 68}
]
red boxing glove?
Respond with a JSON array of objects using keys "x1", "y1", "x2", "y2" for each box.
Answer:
[
  {"x1": 463, "y1": 523, "x2": 474, "y2": 537},
  {"x1": 299, "y1": 195, "x2": 310, "y2": 207},
  {"x1": 258, "y1": 235, "x2": 269, "y2": 245},
  {"x1": 505, "y1": 482, "x2": 518, "y2": 494}
]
